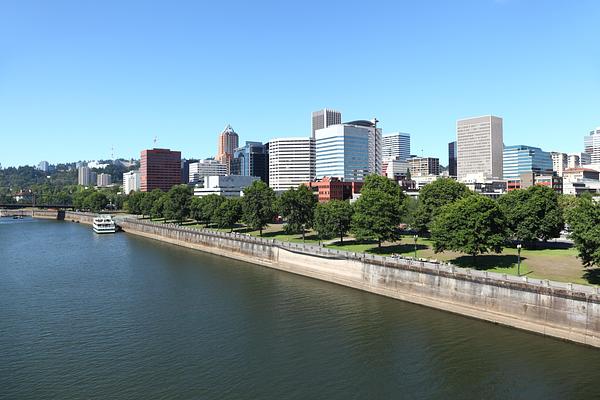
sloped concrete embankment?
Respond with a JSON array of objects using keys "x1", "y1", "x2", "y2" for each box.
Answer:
[{"x1": 118, "y1": 218, "x2": 600, "y2": 348}]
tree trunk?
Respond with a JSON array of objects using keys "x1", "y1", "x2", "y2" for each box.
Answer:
[
  {"x1": 259, "y1": 227, "x2": 263, "y2": 237},
  {"x1": 340, "y1": 231, "x2": 344, "y2": 245},
  {"x1": 378, "y1": 239, "x2": 382, "y2": 248}
]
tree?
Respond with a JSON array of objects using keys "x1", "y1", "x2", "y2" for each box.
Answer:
[
  {"x1": 85, "y1": 191, "x2": 108, "y2": 212},
  {"x1": 565, "y1": 197, "x2": 600, "y2": 268},
  {"x1": 151, "y1": 193, "x2": 168, "y2": 219},
  {"x1": 140, "y1": 189, "x2": 163, "y2": 217},
  {"x1": 190, "y1": 196, "x2": 208, "y2": 225},
  {"x1": 126, "y1": 191, "x2": 144, "y2": 215},
  {"x1": 413, "y1": 178, "x2": 472, "y2": 234},
  {"x1": 241, "y1": 180, "x2": 276, "y2": 236},
  {"x1": 498, "y1": 185, "x2": 564, "y2": 246},
  {"x1": 163, "y1": 185, "x2": 192, "y2": 223},
  {"x1": 350, "y1": 175, "x2": 405, "y2": 247},
  {"x1": 314, "y1": 200, "x2": 354, "y2": 244},
  {"x1": 431, "y1": 194, "x2": 507, "y2": 262},
  {"x1": 277, "y1": 185, "x2": 317, "y2": 240},
  {"x1": 215, "y1": 198, "x2": 243, "y2": 231},
  {"x1": 202, "y1": 194, "x2": 226, "y2": 227}
]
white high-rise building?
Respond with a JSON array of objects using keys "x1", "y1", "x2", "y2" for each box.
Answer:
[
  {"x1": 78, "y1": 166, "x2": 91, "y2": 186},
  {"x1": 37, "y1": 161, "x2": 49, "y2": 172},
  {"x1": 551, "y1": 152, "x2": 568, "y2": 177},
  {"x1": 123, "y1": 170, "x2": 141, "y2": 194},
  {"x1": 382, "y1": 132, "x2": 410, "y2": 162},
  {"x1": 311, "y1": 109, "x2": 341, "y2": 139},
  {"x1": 268, "y1": 137, "x2": 315, "y2": 191},
  {"x1": 315, "y1": 120, "x2": 382, "y2": 181},
  {"x1": 97, "y1": 173, "x2": 112, "y2": 187},
  {"x1": 584, "y1": 127, "x2": 600, "y2": 164},
  {"x1": 456, "y1": 115, "x2": 504, "y2": 181},
  {"x1": 189, "y1": 159, "x2": 227, "y2": 183}
]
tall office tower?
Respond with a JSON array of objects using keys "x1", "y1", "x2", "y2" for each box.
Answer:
[
  {"x1": 231, "y1": 141, "x2": 269, "y2": 184},
  {"x1": 123, "y1": 170, "x2": 141, "y2": 194},
  {"x1": 96, "y1": 173, "x2": 112, "y2": 187},
  {"x1": 382, "y1": 132, "x2": 411, "y2": 161},
  {"x1": 503, "y1": 145, "x2": 553, "y2": 180},
  {"x1": 140, "y1": 148, "x2": 181, "y2": 192},
  {"x1": 180, "y1": 158, "x2": 199, "y2": 184},
  {"x1": 37, "y1": 161, "x2": 49, "y2": 172},
  {"x1": 78, "y1": 166, "x2": 91, "y2": 186},
  {"x1": 346, "y1": 119, "x2": 382, "y2": 176},
  {"x1": 315, "y1": 122, "x2": 376, "y2": 182},
  {"x1": 188, "y1": 159, "x2": 227, "y2": 183},
  {"x1": 407, "y1": 157, "x2": 441, "y2": 177},
  {"x1": 551, "y1": 152, "x2": 568, "y2": 177},
  {"x1": 216, "y1": 124, "x2": 239, "y2": 173},
  {"x1": 584, "y1": 127, "x2": 600, "y2": 164},
  {"x1": 268, "y1": 137, "x2": 315, "y2": 191},
  {"x1": 311, "y1": 109, "x2": 341, "y2": 139},
  {"x1": 456, "y1": 115, "x2": 504, "y2": 181},
  {"x1": 448, "y1": 141, "x2": 458, "y2": 177}
]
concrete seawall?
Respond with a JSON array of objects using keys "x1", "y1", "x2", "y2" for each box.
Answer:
[
  {"x1": 117, "y1": 218, "x2": 600, "y2": 348},
  {"x1": 31, "y1": 212, "x2": 600, "y2": 348}
]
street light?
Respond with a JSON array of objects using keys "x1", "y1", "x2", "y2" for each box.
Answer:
[
  {"x1": 517, "y1": 243, "x2": 522, "y2": 276},
  {"x1": 414, "y1": 234, "x2": 418, "y2": 259}
]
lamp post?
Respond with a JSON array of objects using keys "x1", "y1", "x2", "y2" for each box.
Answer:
[
  {"x1": 517, "y1": 243, "x2": 522, "y2": 276},
  {"x1": 414, "y1": 234, "x2": 418, "y2": 259}
]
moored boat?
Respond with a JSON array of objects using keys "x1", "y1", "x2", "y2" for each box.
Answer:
[{"x1": 93, "y1": 215, "x2": 116, "y2": 234}]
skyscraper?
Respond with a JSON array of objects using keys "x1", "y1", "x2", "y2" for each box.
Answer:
[
  {"x1": 503, "y1": 145, "x2": 553, "y2": 180},
  {"x1": 315, "y1": 120, "x2": 382, "y2": 181},
  {"x1": 140, "y1": 148, "x2": 181, "y2": 192},
  {"x1": 311, "y1": 109, "x2": 341, "y2": 138},
  {"x1": 551, "y1": 152, "x2": 568, "y2": 177},
  {"x1": 407, "y1": 157, "x2": 440, "y2": 177},
  {"x1": 268, "y1": 137, "x2": 315, "y2": 191},
  {"x1": 456, "y1": 115, "x2": 504, "y2": 181},
  {"x1": 448, "y1": 141, "x2": 457, "y2": 177},
  {"x1": 231, "y1": 141, "x2": 269, "y2": 184},
  {"x1": 382, "y1": 132, "x2": 410, "y2": 161},
  {"x1": 96, "y1": 173, "x2": 112, "y2": 187},
  {"x1": 584, "y1": 127, "x2": 600, "y2": 164},
  {"x1": 216, "y1": 124, "x2": 239, "y2": 173},
  {"x1": 78, "y1": 166, "x2": 91, "y2": 186}
]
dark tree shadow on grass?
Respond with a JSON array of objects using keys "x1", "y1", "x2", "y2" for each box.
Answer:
[
  {"x1": 451, "y1": 254, "x2": 524, "y2": 271},
  {"x1": 583, "y1": 268, "x2": 600, "y2": 285},
  {"x1": 368, "y1": 243, "x2": 428, "y2": 255}
]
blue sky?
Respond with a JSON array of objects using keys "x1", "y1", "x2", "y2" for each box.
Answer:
[{"x1": 0, "y1": 0, "x2": 599, "y2": 167}]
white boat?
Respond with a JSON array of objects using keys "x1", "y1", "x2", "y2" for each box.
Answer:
[{"x1": 93, "y1": 215, "x2": 116, "y2": 234}]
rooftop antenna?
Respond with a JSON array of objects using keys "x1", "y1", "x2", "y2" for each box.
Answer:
[
  {"x1": 153, "y1": 136, "x2": 158, "y2": 147},
  {"x1": 111, "y1": 145, "x2": 114, "y2": 160}
]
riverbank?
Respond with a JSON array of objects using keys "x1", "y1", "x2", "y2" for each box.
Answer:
[{"x1": 32, "y1": 211, "x2": 600, "y2": 348}]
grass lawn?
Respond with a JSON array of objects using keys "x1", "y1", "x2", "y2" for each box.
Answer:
[
  {"x1": 150, "y1": 219, "x2": 598, "y2": 286},
  {"x1": 328, "y1": 236, "x2": 597, "y2": 286}
]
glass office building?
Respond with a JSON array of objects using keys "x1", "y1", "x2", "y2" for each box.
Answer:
[{"x1": 503, "y1": 145, "x2": 553, "y2": 180}]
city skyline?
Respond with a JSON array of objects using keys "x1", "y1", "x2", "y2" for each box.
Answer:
[{"x1": 1, "y1": 1, "x2": 599, "y2": 167}]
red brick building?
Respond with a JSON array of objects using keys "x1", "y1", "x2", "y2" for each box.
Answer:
[
  {"x1": 304, "y1": 177, "x2": 363, "y2": 202},
  {"x1": 140, "y1": 148, "x2": 181, "y2": 192}
]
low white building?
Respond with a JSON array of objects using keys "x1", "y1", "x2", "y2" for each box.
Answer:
[
  {"x1": 193, "y1": 175, "x2": 259, "y2": 198},
  {"x1": 123, "y1": 170, "x2": 141, "y2": 194},
  {"x1": 189, "y1": 159, "x2": 227, "y2": 183}
]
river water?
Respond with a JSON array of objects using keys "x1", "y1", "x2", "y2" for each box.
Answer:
[{"x1": 1, "y1": 218, "x2": 599, "y2": 399}]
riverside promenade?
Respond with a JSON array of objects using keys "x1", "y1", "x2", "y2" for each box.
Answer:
[{"x1": 32, "y1": 210, "x2": 600, "y2": 348}]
